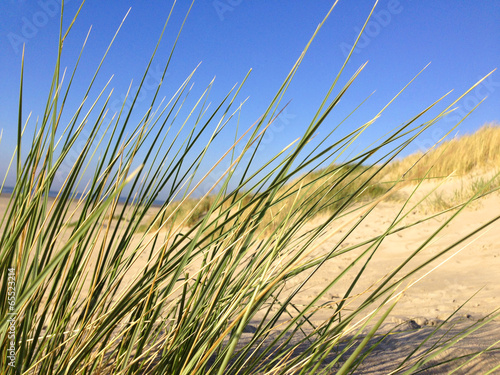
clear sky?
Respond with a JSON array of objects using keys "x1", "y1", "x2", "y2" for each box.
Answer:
[{"x1": 0, "y1": 0, "x2": 499, "y2": 194}]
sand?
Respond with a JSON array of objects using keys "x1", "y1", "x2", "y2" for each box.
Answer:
[
  {"x1": 1, "y1": 180, "x2": 499, "y2": 373},
  {"x1": 269, "y1": 186, "x2": 500, "y2": 373}
]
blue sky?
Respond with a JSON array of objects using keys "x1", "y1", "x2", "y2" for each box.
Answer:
[{"x1": 0, "y1": 0, "x2": 499, "y2": 194}]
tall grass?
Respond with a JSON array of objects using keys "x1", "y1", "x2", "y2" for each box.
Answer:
[
  {"x1": 138, "y1": 164, "x2": 391, "y2": 237},
  {"x1": 385, "y1": 123, "x2": 500, "y2": 181},
  {"x1": 160, "y1": 124, "x2": 500, "y2": 233},
  {"x1": 380, "y1": 124, "x2": 500, "y2": 212},
  {"x1": 1, "y1": 1, "x2": 499, "y2": 374}
]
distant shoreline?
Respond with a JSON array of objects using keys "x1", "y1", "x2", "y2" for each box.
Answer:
[{"x1": 0, "y1": 187, "x2": 165, "y2": 207}]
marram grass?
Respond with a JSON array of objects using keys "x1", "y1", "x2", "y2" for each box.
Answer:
[
  {"x1": 1, "y1": 1, "x2": 500, "y2": 374},
  {"x1": 384, "y1": 122, "x2": 500, "y2": 182}
]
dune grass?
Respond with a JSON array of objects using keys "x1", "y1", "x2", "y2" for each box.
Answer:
[
  {"x1": 419, "y1": 172, "x2": 500, "y2": 213},
  {"x1": 1, "y1": 1, "x2": 499, "y2": 374},
  {"x1": 155, "y1": 124, "x2": 500, "y2": 231},
  {"x1": 138, "y1": 164, "x2": 393, "y2": 237},
  {"x1": 385, "y1": 123, "x2": 500, "y2": 181},
  {"x1": 380, "y1": 123, "x2": 500, "y2": 212}
]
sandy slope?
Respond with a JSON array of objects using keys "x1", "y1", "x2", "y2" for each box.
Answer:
[
  {"x1": 274, "y1": 188, "x2": 500, "y2": 373},
  {"x1": 1, "y1": 182, "x2": 499, "y2": 373},
  {"x1": 292, "y1": 193, "x2": 500, "y2": 323}
]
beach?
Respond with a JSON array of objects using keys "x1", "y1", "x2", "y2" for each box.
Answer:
[{"x1": 2, "y1": 178, "x2": 499, "y2": 373}]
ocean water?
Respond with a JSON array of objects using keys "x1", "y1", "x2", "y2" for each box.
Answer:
[
  {"x1": 0, "y1": 186, "x2": 165, "y2": 207},
  {"x1": 1, "y1": 186, "x2": 15, "y2": 195}
]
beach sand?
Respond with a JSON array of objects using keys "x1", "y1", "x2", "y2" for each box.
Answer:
[
  {"x1": 1, "y1": 181, "x2": 499, "y2": 373},
  {"x1": 259, "y1": 187, "x2": 500, "y2": 373}
]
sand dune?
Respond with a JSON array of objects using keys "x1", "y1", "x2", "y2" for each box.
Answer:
[{"x1": 1, "y1": 176, "x2": 498, "y2": 373}]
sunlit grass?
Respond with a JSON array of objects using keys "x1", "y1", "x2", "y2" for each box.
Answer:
[
  {"x1": 0, "y1": 1, "x2": 499, "y2": 374},
  {"x1": 385, "y1": 122, "x2": 500, "y2": 182}
]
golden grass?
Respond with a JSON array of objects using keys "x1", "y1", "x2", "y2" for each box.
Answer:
[
  {"x1": 376, "y1": 122, "x2": 500, "y2": 213},
  {"x1": 139, "y1": 165, "x2": 390, "y2": 237},
  {"x1": 4, "y1": 0, "x2": 499, "y2": 370},
  {"x1": 140, "y1": 123, "x2": 500, "y2": 233},
  {"x1": 384, "y1": 122, "x2": 500, "y2": 181}
]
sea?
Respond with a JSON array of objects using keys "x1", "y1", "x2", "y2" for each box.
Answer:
[{"x1": 0, "y1": 186, "x2": 165, "y2": 207}]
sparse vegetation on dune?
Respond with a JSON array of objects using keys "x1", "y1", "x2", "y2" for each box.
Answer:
[
  {"x1": 380, "y1": 123, "x2": 500, "y2": 212},
  {"x1": 1, "y1": 2, "x2": 499, "y2": 374},
  {"x1": 153, "y1": 123, "x2": 500, "y2": 231},
  {"x1": 384, "y1": 122, "x2": 500, "y2": 181},
  {"x1": 138, "y1": 164, "x2": 392, "y2": 236}
]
